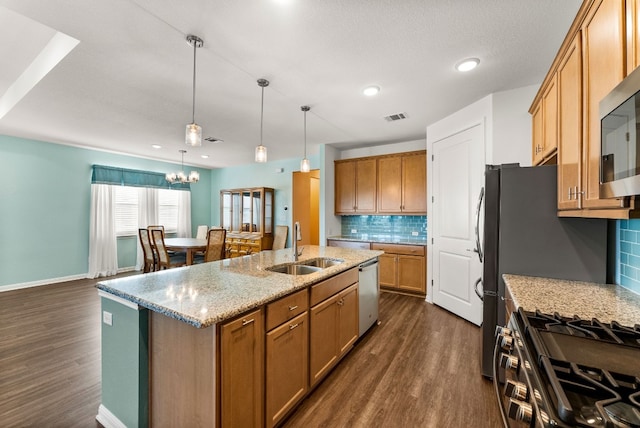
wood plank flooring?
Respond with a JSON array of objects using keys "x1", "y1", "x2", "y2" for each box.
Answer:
[{"x1": 1, "y1": 277, "x2": 502, "y2": 427}]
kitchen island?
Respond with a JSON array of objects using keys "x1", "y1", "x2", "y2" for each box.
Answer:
[
  {"x1": 503, "y1": 274, "x2": 640, "y2": 325},
  {"x1": 96, "y1": 245, "x2": 382, "y2": 428}
]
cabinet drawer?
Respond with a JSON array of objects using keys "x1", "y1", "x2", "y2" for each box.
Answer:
[
  {"x1": 327, "y1": 239, "x2": 371, "y2": 249},
  {"x1": 310, "y1": 268, "x2": 358, "y2": 307},
  {"x1": 371, "y1": 243, "x2": 425, "y2": 256},
  {"x1": 266, "y1": 288, "x2": 308, "y2": 331}
]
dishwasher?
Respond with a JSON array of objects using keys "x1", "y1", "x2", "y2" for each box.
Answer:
[{"x1": 358, "y1": 258, "x2": 379, "y2": 337}]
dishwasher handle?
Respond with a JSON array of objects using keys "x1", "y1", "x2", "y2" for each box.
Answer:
[{"x1": 359, "y1": 259, "x2": 379, "y2": 271}]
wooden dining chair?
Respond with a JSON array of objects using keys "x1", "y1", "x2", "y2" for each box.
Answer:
[
  {"x1": 138, "y1": 228, "x2": 156, "y2": 273},
  {"x1": 151, "y1": 229, "x2": 186, "y2": 269},
  {"x1": 204, "y1": 228, "x2": 227, "y2": 262},
  {"x1": 272, "y1": 225, "x2": 288, "y2": 250}
]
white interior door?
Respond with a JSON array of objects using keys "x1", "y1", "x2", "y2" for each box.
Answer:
[{"x1": 431, "y1": 124, "x2": 484, "y2": 326}]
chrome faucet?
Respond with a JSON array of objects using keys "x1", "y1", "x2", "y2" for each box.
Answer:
[{"x1": 293, "y1": 221, "x2": 303, "y2": 261}]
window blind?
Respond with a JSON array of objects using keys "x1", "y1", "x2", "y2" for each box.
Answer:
[{"x1": 91, "y1": 164, "x2": 191, "y2": 190}]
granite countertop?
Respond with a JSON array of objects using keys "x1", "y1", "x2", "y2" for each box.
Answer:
[
  {"x1": 97, "y1": 245, "x2": 382, "y2": 329},
  {"x1": 503, "y1": 274, "x2": 640, "y2": 326},
  {"x1": 327, "y1": 235, "x2": 427, "y2": 246}
]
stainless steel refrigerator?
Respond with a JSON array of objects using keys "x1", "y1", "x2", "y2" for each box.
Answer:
[{"x1": 480, "y1": 164, "x2": 608, "y2": 378}]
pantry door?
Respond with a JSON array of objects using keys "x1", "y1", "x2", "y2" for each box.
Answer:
[{"x1": 431, "y1": 124, "x2": 484, "y2": 326}]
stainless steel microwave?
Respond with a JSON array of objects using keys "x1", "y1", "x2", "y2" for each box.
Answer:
[{"x1": 600, "y1": 65, "x2": 640, "y2": 198}]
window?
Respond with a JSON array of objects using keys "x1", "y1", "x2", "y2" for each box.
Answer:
[
  {"x1": 115, "y1": 186, "x2": 138, "y2": 236},
  {"x1": 114, "y1": 186, "x2": 181, "y2": 236}
]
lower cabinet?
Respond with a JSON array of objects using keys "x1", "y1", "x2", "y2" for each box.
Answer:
[
  {"x1": 309, "y1": 283, "x2": 359, "y2": 387},
  {"x1": 219, "y1": 308, "x2": 265, "y2": 428},
  {"x1": 372, "y1": 243, "x2": 426, "y2": 295}
]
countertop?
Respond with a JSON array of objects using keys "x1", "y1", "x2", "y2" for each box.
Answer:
[
  {"x1": 327, "y1": 235, "x2": 427, "y2": 246},
  {"x1": 503, "y1": 274, "x2": 640, "y2": 326},
  {"x1": 97, "y1": 245, "x2": 382, "y2": 329}
]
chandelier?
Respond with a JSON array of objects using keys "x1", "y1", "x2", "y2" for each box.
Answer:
[{"x1": 166, "y1": 150, "x2": 199, "y2": 184}]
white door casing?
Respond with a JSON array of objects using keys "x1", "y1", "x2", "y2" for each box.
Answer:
[{"x1": 431, "y1": 124, "x2": 484, "y2": 326}]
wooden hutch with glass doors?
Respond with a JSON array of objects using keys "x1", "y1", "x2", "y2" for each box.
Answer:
[{"x1": 220, "y1": 187, "x2": 274, "y2": 257}]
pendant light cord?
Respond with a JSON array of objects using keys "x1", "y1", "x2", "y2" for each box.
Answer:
[
  {"x1": 191, "y1": 41, "x2": 197, "y2": 124},
  {"x1": 260, "y1": 86, "x2": 264, "y2": 146},
  {"x1": 304, "y1": 109, "x2": 307, "y2": 157}
]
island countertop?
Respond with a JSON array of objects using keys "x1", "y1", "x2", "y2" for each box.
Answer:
[
  {"x1": 97, "y1": 245, "x2": 382, "y2": 328},
  {"x1": 503, "y1": 274, "x2": 640, "y2": 326}
]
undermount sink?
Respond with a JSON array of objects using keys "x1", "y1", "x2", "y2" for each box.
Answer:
[
  {"x1": 267, "y1": 264, "x2": 322, "y2": 275},
  {"x1": 299, "y1": 258, "x2": 345, "y2": 269},
  {"x1": 266, "y1": 258, "x2": 344, "y2": 275}
]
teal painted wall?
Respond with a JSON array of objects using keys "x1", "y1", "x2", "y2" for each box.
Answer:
[
  {"x1": 0, "y1": 135, "x2": 211, "y2": 287},
  {"x1": 210, "y1": 155, "x2": 319, "y2": 248},
  {"x1": 101, "y1": 298, "x2": 148, "y2": 427}
]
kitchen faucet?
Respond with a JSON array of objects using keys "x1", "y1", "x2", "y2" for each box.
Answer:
[{"x1": 293, "y1": 221, "x2": 303, "y2": 261}]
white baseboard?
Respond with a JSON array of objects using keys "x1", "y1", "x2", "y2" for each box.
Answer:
[
  {"x1": 0, "y1": 266, "x2": 138, "y2": 293},
  {"x1": 96, "y1": 404, "x2": 127, "y2": 428}
]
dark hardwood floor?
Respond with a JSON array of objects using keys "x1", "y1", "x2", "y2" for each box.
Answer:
[{"x1": 1, "y1": 276, "x2": 502, "y2": 427}]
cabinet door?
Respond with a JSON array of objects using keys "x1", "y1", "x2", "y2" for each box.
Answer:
[
  {"x1": 627, "y1": 0, "x2": 640, "y2": 74},
  {"x1": 397, "y1": 254, "x2": 426, "y2": 294},
  {"x1": 337, "y1": 284, "x2": 359, "y2": 356},
  {"x1": 378, "y1": 253, "x2": 397, "y2": 288},
  {"x1": 309, "y1": 295, "x2": 339, "y2": 387},
  {"x1": 377, "y1": 156, "x2": 402, "y2": 213},
  {"x1": 558, "y1": 33, "x2": 583, "y2": 210},
  {"x1": 402, "y1": 153, "x2": 427, "y2": 213},
  {"x1": 582, "y1": 0, "x2": 626, "y2": 209},
  {"x1": 335, "y1": 161, "x2": 356, "y2": 214},
  {"x1": 532, "y1": 102, "x2": 544, "y2": 165},
  {"x1": 541, "y1": 77, "x2": 558, "y2": 160},
  {"x1": 265, "y1": 312, "x2": 308, "y2": 428},
  {"x1": 355, "y1": 158, "x2": 377, "y2": 213},
  {"x1": 220, "y1": 308, "x2": 264, "y2": 428}
]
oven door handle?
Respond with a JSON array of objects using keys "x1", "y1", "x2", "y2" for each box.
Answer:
[{"x1": 493, "y1": 331, "x2": 510, "y2": 427}]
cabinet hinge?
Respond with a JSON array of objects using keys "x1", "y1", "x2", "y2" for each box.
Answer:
[
  {"x1": 431, "y1": 154, "x2": 434, "y2": 161},
  {"x1": 431, "y1": 279, "x2": 434, "y2": 285},
  {"x1": 431, "y1": 196, "x2": 434, "y2": 203},
  {"x1": 431, "y1": 237, "x2": 434, "y2": 244}
]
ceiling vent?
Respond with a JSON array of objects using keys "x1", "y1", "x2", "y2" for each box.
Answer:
[
  {"x1": 384, "y1": 112, "x2": 408, "y2": 122},
  {"x1": 204, "y1": 136, "x2": 223, "y2": 143}
]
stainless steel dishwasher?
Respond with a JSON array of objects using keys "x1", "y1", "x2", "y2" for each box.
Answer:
[{"x1": 358, "y1": 258, "x2": 379, "y2": 337}]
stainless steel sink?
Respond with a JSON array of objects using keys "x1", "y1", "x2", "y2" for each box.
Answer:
[
  {"x1": 267, "y1": 264, "x2": 322, "y2": 275},
  {"x1": 299, "y1": 258, "x2": 344, "y2": 269}
]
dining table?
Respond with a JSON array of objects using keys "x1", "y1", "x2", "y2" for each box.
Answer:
[{"x1": 164, "y1": 237, "x2": 207, "y2": 266}]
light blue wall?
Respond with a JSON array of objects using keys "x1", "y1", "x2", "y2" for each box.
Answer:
[
  {"x1": 210, "y1": 155, "x2": 319, "y2": 248},
  {"x1": 0, "y1": 135, "x2": 211, "y2": 288}
]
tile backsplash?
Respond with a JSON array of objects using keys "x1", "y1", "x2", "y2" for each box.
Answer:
[
  {"x1": 340, "y1": 215, "x2": 427, "y2": 241},
  {"x1": 617, "y1": 219, "x2": 640, "y2": 295}
]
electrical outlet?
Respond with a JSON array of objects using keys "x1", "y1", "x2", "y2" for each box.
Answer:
[
  {"x1": 103, "y1": 311, "x2": 113, "y2": 326},
  {"x1": 411, "y1": 231, "x2": 419, "y2": 236},
  {"x1": 351, "y1": 229, "x2": 357, "y2": 234}
]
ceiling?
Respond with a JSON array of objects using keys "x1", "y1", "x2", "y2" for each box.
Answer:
[{"x1": 0, "y1": 0, "x2": 582, "y2": 169}]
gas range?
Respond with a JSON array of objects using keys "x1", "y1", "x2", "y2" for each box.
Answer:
[{"x1": 495, "y1": 308, "x2": 640, "y2": 427}]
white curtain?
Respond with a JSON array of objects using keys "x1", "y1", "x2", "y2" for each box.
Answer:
[
  {"x1": 177, "y1": 190, "x2": 192, "y2": 238},
  {"x1": 88, "y1": 184, "x2": 118, "y2": 278},
  {"x1": 135, "y1": 188, "x2": 159, "y2": 270}
]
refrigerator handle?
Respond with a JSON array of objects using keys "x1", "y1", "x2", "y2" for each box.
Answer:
[
  {"x1": 474, "y1": 187, "x2": 484, "y2": 263},
  {"x1": 474, "y1": 277, "x2": 483, "y2": 301}
]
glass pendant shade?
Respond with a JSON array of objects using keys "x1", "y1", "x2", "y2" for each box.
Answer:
[
  {"x1": 185, "y1": 123, "x2": 202, "y2": 147},
  {"x1": 255, "y1": 144, "x2": 267, "y2": 163},
  {"x1": 300, "y1": 157, "x2": 310, "y2": 172}
]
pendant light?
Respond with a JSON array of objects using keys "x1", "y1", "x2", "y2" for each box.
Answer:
[
  {"x1": 300, "y1": 105, "x2": 311, "y2": 173},
  {"x1": 255, "y1": 78, "x2": 269, "y2": 162},
  {"x1": 185, "y1": 35, "x2": 203, "y2": 147},
  {"x1": 166, "y1": 150, "x2": 200, "y2": 183}
]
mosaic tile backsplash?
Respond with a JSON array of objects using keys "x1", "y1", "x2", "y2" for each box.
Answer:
[
  {"x1": 340, "y1": 215, "x2": 427, "y2": 241},
  {"x1": 617, "y1": 219, "x2": 640, "y2": 295}
]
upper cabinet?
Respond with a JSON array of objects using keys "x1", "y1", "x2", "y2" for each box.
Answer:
[
  {"x1": 531, "y1": 0, "x2": 638, "y2": 218},
  {"x1": 335, "y1": 158, "x2": 377, "y2": 214},
  {"x1": 335, "y1": 150, "x2": 427, "y2": 216}
]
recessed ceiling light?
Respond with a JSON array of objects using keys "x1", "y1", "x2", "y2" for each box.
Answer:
[
  {"x1": 363, "y1": 86, "x2": 380, "y2": 96},
  {"x1": 151, "y1": 144, "x2": 162, "y2": 149},
  {"x1": 201, "y1": 155, "x2": 209, "y2": 159},
  {"x1": 456, "y1": 58, "x2": 480, "y2": 72}
]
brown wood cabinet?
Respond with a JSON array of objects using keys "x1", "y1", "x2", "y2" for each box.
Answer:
[
  {"x1": 378, "y1": 152, "x2": 427, "y2": 214},
  {"x1": 334, "y1": 158, "x2": 377, "y2": 214},
  {"x1": 530, "y1": 0, "x2": 639, "y2": 218},
  {"x1": 371, "y1": 243, "x2": 426, "y2": 295},
  {"x1": 309, "y1": 270, "x2": 359, "y2": 388},
  {"x1": 219, "y1": 308, "x2": 264, "y2": 428},
  {"x1": 220, "y1": 187, "x2": 275, "y2": 251},
  {"x1": 532, "y1": 77, "x2": 558, "y2": 166}
]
